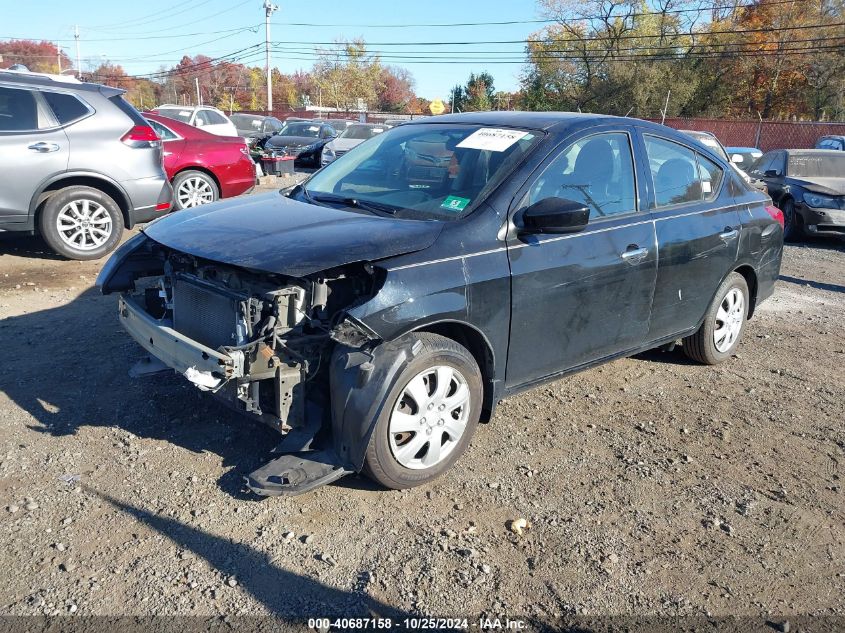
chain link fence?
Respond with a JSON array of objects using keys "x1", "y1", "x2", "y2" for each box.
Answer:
[{"x1": 649, "y1": 117, "x2": 845, "y2": 151}]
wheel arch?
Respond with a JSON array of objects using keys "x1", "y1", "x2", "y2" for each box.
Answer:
[
  {"x1": 31, "y1": 173, "x2": 131, "y2": 228},
  {"x1": 410, "y1": 320, "x2": 497, "y2": 421},
  {"x1": 173, "y1": 166, "x2": 222, "y2": 194},
  {"x1": 733, "y1": 264, "x2": 759, "y2": 319}
]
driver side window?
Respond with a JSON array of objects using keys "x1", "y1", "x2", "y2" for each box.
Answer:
[{"x1": 528, "y1": 132, "x2": 636, "y2": 219}]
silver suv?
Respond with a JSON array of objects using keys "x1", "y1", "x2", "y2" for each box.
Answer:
[{"x1": 0, "y1": 70, "x2": 172, "y2": 259}]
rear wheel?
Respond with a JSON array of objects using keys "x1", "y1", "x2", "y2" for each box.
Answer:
[
  {"x1": 173, "y1": 170, "x2": 219, "y2": 210},
  {"x1": 39, "y1": 185, "x2": 124, "y2": 260},
  {"x1": 683, "y1": 272, "x2": 749, "y2": 365},
  {"x1": 363, "y1": 333, "x2": 482, "y2": 489}
]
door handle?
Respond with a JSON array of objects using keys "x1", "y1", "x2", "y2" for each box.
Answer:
[
  {"x1": 719, "y1": 227, "x2": 739, "y2": 241},
  {"x1": 621, "y1": 246, "x2": 649, "y2": 264},
  {"x1": 28, "y1": 142, "x2": 60, "y2": 153}
]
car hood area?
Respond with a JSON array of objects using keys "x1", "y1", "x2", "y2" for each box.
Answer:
[
  {"x1": 789, "y1": 177, "x2": 845, "y2": 196},
  {"x1": 143, "y1": 191, "x2": 443, "y2": 277},
  {"x1": 265, "y1": 135, "x2": 322, "y2": 149},
  {"x1": 328, "y1": 138, "x2": 365, "y2": 152}
]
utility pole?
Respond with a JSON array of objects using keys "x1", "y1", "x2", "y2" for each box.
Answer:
[
  {"x1": 74, "y1": 25, "x2": 81, "y2": 78},
  {"x1": 264, "y1": 0, "x2": 279, "y2": 113},
  {"x1": 57, "y1": 43, "x2": 61, "y2": 73},
  {"x1": 195, "y1": 77, "x2": 201, "y2": 106}
]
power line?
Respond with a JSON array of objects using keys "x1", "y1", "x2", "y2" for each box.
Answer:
[
  {"x1": 267, "y1": 21, "x2": 845, "y2": 47},
  {"x1": 88, "y1": 0, "x2": 254, "y2": 36},
  {"x1": 89, "y1": 0, "x2": 216, "y2": 31},
  {"x1": 271, "y1": 0, "x2": 811, "y2": 28}
]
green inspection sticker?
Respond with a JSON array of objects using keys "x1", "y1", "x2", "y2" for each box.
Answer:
[{"x1": 440, "y1": 196, "x2": 470, "y2": 211}]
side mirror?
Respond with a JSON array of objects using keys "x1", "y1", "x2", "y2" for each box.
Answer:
[
  {"x1": 731, "y1": 154, "x2": 744, "y2": 164},
  {"x1": 520, "y1": 197, "x2": 590, "y2": 234},
  {"x1": 764, "y1": 169, "x2": 779, "y2": 177}
]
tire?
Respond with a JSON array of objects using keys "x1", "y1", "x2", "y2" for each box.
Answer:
[
  {"x1": 363, "y1": 333, "x2": 483, "y2": 490},
  {"x1": 782, "y1": 198, "x2": 804, "y2": 242},
  {"x1": 39, "y1": 185, "x2": 124, "y2": 260},
  {"x1": 683, "y1": 272, "x2": 749, "y2": 365},
  {"x1": 173, "y1": 170, "x2": 219, "y2": 210}
]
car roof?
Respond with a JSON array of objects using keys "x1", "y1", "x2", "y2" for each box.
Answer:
[
  {"x1": 784, "y1": 149, "x2": 844, "y2": 156},
  {"x1": 156, "y1": 104, "x2": 224, "y2": 113},
  {"x1": 144, "y1": 112, "x2": 219, "y2": 140},
  {"x1": 0, "y1": 70, "x2": 123, "y2": 96},
  {"x1": 406, "y1": 111, "x2": 644, "y2": 133}
]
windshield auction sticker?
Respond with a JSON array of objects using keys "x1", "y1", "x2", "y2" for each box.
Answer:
[
  {"x1": 441, "y1": 196, "x2": 470, "y2": 211},
  {"x1": 457, "y1": 127, "x2": 529, "y2": 152}
]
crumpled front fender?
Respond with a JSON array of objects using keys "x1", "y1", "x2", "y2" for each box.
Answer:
[{"x1": 329, "y1": 334, "x2": 422, "y2": 471}]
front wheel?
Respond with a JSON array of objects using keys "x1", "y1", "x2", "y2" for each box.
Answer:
[
  {"x1": 683, "y1": 272, "x2": 749, "y2": 365},
  {"x1": 782, "y1": 199, "x2": 804, "y2": 242},
  {"x1": 363, "y1": 333, "x2": 482, "y2": 489}
]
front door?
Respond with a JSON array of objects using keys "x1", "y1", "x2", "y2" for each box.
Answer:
[
  {"x1": 506, "y1": 129, "x2": 658, "y2": 389},
  {"x1": 0, "y1": 85, "x2": 69, "y2": 223}
]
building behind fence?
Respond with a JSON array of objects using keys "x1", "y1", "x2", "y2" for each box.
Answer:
[{"x1": 246, "y1": 109, "x2": 845, "y2": 152}]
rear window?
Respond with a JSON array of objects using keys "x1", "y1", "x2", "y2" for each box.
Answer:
[
  {"x1": 109, "y1": 95, "x2": 147, "y2": 126},
  {"x1": 788, "y1": 153, "x2": 845, "y2": 178},
  {"x1": 155, "y1": 108, "x2": 193, "y2": 124},
  {"x1": 42, "y1": 91, "x2": 90, "y2": 125}
]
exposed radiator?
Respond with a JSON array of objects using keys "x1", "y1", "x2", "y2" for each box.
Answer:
[{"x1": 172, "y1": 276, "x2": 246, "y2": 350}]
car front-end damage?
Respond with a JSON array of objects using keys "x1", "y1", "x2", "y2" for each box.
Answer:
[{"x1": 99, "y1": 232, "x2": 388, "y2": 495}]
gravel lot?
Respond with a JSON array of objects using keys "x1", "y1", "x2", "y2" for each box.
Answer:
[{"x1": 1, "y1": 186, "x2": 844, "y2": 629}]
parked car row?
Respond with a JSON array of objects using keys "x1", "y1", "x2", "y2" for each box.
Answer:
[{"x1": 674, "y1": 128, "x2": 844, "y2": 242}]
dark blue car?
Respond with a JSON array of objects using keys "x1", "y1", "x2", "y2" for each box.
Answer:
[{"x1": 98, "y1": 112, "x2": 784, "y2": 496}]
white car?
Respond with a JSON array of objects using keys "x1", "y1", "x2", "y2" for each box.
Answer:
[
  {"x1": 152, "y1": 105, "x2": 238, "y2": 137},
  {"x1": 321, "y1": 123, "x2": 386, "y2": 166}
]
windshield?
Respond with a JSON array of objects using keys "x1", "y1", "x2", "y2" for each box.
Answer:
[
  {"x1": 298, "y1": 123, "x2": 541, "y2": 221},
  {"x1": 788, "y1": 153, "x2": 845, "y2": 178},
  {"x1": 341, "y1": 125, "x2": 384, "y2": 140},
  {"x1": 231, "y1": 114, "x2": 263, "y2": 129},
  {"x1": 156, "y1": 108, "x2": 193, "y2": 124},
  {"x1": 279, "y1": 121, "x2": 322, "y2": 138}
]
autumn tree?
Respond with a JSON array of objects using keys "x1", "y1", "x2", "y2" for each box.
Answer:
[
  {"x1": 0, "y1": 40, "x2": 73, "y2": 73},
  {"x1": 313, "y1": 40, "x2": 382, "y2": 111}
]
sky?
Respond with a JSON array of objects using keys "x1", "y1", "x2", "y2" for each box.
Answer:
[{"x1": 0, "y1": 0, "x2": 546, "y2": 99}]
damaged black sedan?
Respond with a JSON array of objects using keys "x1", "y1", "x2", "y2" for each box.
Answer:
[{"x1": 98, "y1": 112, "x2": 783, "y2": 496}]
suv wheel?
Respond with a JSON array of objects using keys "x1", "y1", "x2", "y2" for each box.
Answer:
[
  {"x1": 173, "y1": 171, "x2": 219, "y2": 210},
  {"x1": 683, "y1": 272, "x2": 749, "y2": 365},
  {"x1": 39, "y1": 186, "x2": 124, "y2": 260},
  {"x1": 364, "y1": 333, "x2": 482, "y2": 490}
]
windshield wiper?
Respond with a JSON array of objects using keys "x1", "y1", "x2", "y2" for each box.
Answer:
[{"x1": 310, "y1": 192, "x2": 399, "y2": 215}]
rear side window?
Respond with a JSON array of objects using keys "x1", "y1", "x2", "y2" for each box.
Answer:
[
  {"x1": 147, "y1": 119, "x2": 178, "y2": 140},
  {"x1": 109, "y1": 95, "x2": 147, "y2": 126},
  {"x1": 42, "y1": 91, "x2": 90, "y2": 125},
  {"x1": 645, "y1": 136, "x2": 700, "y2": 207},
  {"x1": 697, "y1": 154, "x2": 724, "y2": 201},
  {"x1": 201, "y1": 110, "x2": 227, "y2": 125},
  {"x1": 0, "y1": 86, "x2": 40, "y2": 131}
]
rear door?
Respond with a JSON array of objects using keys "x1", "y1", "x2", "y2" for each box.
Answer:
[
  {"x1": 506, "y1": 127, "x2": 658, "y2": 388},
  {"x1": 0, "y1": 85, "x2": 69, "y2": 223},
  {"x1": 639, "y1": 132, "x2": 742, "y2": 341}
]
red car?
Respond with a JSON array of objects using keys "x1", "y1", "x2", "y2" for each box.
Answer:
[{"x1": 144, "y1": 113, "x2": 256, "y2": 210}]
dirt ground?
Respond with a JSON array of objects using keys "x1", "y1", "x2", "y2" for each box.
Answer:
[{"x1": 1, "y1": 192, "x2": 844, "y2": 629}]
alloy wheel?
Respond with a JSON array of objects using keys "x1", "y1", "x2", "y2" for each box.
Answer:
[
  {"x1": 177, "y1": 176, "x2": 215, "y2": 208},
  {"x1": 388, "y1": 365, "x2": 471, "y2": 470},
  {"x1": 55, "y1": 199, "x2": 113, "y2": 251}
]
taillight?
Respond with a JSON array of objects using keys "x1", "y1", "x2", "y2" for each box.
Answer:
[
  {"x1": 765, "y1": 205, "x2": 784, "y2": 229},
  {"x1": 121, "y1": 125, "x2": 160, "y2": 148},
  {"x1": 155, "y1": 202, "x2": 171, "y2": 212}
]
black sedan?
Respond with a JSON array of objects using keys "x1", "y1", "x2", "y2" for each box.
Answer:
[
  {"x1": 263, "y1": 120, "x2": 338, "y2": 166},
  {"x1": 749, "y1": 149, "x2": 845, "y2": 240},
  {"x1": 230, "y1": 113, "x2": 285, "y2": 154},
  {"x1": 98, "y1": 112, "x2": 783, "y2": 496}
]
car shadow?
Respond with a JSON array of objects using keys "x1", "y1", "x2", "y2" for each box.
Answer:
[
  {"x1": 88, "y1": 487, "x2": 418, "y2": 622},
  {"x1": 1, "y1": 287, "x2": 291, "y2": 500},
  {"x1": 631, "y1": 345, "x2": 699, "y2": 366},
  {"x1": 0, "y1": 233, "x2": 66, "y2": 261},
  {"x1": 779, "y1": 274, "x2": 845, "y2": 295}
]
